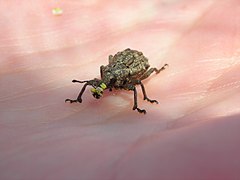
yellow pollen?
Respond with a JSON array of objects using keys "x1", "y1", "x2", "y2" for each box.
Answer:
[
  {"x1": 91, "y1": 88, "x2": 97, "y2": 93},
  {"x1": 100, "y1": 83, "x2": 107, "y2": 90},
  {"x1": 52, "y1": 8, "x2": 63, "y2": 16}
]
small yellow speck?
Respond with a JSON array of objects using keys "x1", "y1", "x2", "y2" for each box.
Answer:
[{"x1": 52, "y1": 8, "x2": 63, "y2": 16}]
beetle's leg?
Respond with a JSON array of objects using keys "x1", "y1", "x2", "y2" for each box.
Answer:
[
  {"x1": 140, "y1": 64, "x2": 168, "y2": 80},
  {"x1": 137, "y1": 80, "x2": 158, "y2": 104},
  {"x1": 133, "y1": 86, "x2": 146, "y2": 114},
  {"x1": 100, "y1": 65, "x2": 104, "y2": 79},
  {"x1": 65, "y1": 83, "x2": 88, "y2": 103},
  {"x1": 126, "y1": 84, "x2": 146, "y2": 114}
]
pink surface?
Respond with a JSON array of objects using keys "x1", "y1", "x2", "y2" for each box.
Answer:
[{"x1": 1, "y1": 0, "x2": 240, "y2": 179}]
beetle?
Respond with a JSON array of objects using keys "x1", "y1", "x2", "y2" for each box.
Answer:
[{"x1": 65, "y1": 48, "x2": 168, "y2": 114}]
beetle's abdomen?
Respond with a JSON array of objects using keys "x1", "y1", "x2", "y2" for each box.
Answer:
[{"x1": 111, "y1": 48, "x2": 150, "y2": 78}]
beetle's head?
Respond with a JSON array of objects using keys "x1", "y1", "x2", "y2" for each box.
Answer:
[{"x1": 90, "y1": 82, "x2": 107, "y2": 99}]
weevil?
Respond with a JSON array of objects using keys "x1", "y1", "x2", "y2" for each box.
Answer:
[{"x1": 65, "y1": 48, "x2": 168, "y2": 114}]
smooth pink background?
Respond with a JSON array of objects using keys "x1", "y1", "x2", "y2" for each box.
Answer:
[{"x1": 1, "y1": 0, "x2": 240, "y2": 179}]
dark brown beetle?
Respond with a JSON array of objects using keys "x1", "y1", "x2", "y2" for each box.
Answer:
[{"x1": 65, "y1": 48, "x2": 168, "y2": 114}]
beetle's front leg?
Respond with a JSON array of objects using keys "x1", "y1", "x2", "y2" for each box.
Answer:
[{"x1": 65, "y1": 82, "x2": 88, "y2": 103}]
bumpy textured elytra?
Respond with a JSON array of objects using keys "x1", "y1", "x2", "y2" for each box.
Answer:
[{"x1": 65, "y1": 48, "x2": 168, "y2": 114}]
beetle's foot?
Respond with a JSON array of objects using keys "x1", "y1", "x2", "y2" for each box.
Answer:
[
  {"x1": 65, "y1": 99, "x2": 81, "y2": 103},
  {"x1": 133, "y1": 107, "x2": 146, "y2": 114},
  {"x1": 144, "y1": 98, "x2": 158, "y2": 104},
  {"x1": 137, "y1": 108, "x2": 146, "y2": 114},
  {"x1": 156, "y1": 64, "x2": 168, "y2": 74},
  {"x1": 164, "y1": 63, "x2": 169, "y2": 67},
  {"x1": 161, "y1": 64, "x2": 169, "y2": 70}
]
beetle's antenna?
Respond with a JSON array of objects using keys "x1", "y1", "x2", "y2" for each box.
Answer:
[{"x1": 72, "y1": 80, "x2": 89, "y2": 83}]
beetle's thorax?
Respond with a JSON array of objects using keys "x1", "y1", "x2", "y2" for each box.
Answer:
[{"x1": 101, "y1": 71, "x2": 115, "y2": 87}]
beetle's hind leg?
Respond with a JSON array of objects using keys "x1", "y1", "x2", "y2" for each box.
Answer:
[
  {"x1": 65, "y1": 80, "x2": 89, "y2": 103},
  {"x1": 140, "y1": 64, "x2": 168, "y2": 81},
  {"x1": 137, "y1": 80, "x2": 158, "y2": 104}
]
